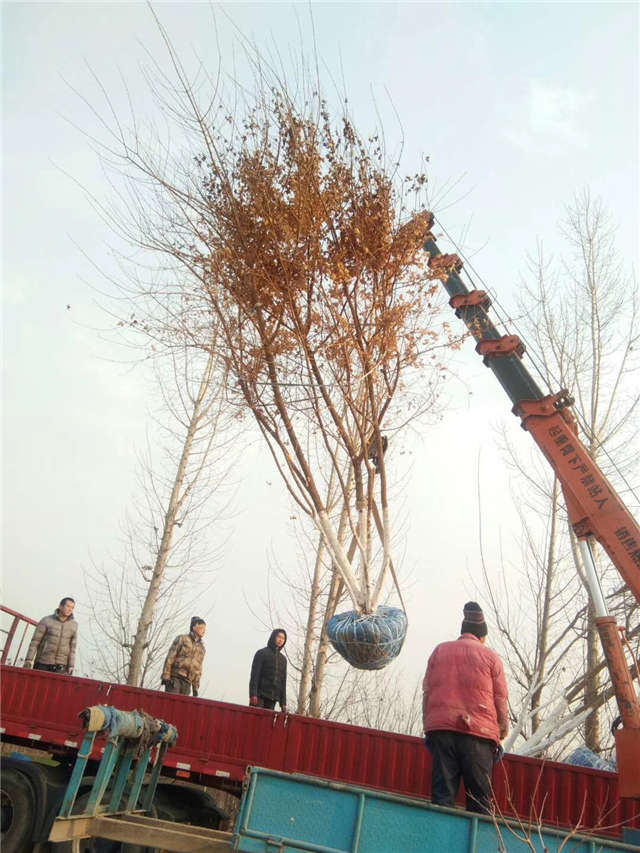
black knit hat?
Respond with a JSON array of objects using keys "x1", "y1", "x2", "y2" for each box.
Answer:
[
  {"x1": 190, "y1": 616, "x2": 206, "y2": 631},
  {"x1": 461, "y1": 601, "x2": 487, "y2": 638}
]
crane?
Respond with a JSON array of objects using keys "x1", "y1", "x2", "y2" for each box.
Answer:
[{"x1": 423, "y1": 214, "x2": 640, "y2": 797}]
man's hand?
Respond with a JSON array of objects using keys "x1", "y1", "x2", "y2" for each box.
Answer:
[
  {"x1": 192, "y1": 688, "x2": 198, "y2": 698},
  {"x1": 249, "y1": 695, "x2": 258, "y2": 706},
  {"x1": 499, "y1": 724, "x2": 509, "y2": 740},
  {"x1": 67, "y1": 667, "x2": 73, "y2": 676},
  {"x1": 23, "y1": 661, "x2": 33, "y2": 669}
]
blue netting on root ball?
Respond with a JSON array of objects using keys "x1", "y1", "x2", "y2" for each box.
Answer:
[{"x1": 327, "y1": 605, "x2": 407, "y2": 670}]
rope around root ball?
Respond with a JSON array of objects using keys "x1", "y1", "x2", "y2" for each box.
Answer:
[{"x1": 327, "y1": 605, "x2": 407, "y2": 670}]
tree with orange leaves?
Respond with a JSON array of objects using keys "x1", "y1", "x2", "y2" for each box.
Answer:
[
  {"x1": 82, "y1": 21, "x2": 455, "y2": 669},
  {"x1": 189, "y1": 92, "x2": 453, "y2": 666}
]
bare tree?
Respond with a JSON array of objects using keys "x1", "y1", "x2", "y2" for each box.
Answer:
[
  {"x1": 480, "y1": 190, "x2": 639, "y2": 757},
  {"x1": 85, "y1": 341, "x2": 236, "y2": 687},
  {"x1": 324, "y1": 668, "x2": 423, "y2": 734},
  {"x1": 558, "y1": 191, "x2": 640, "y2": 750}
]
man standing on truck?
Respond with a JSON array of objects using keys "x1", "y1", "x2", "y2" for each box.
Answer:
[
  {"x1": 161, "y1": 616, "x2": 206, "y2": 696},
  {"x1": 249, "y1": 628, "x2": 288, "y2": 711},
  {"x1": 23, "y1": 596, "x2": 78, "y2": 674},
  {"x1": 422, "y1": 601, "x2": 509, "y2": 814}
]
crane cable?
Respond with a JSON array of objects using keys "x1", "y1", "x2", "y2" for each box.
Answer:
[{"x1": 432, "y1": 215, "x2": 640, "y2": 511}]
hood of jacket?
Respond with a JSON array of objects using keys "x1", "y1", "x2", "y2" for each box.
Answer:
[
  {"x1": 267, "y1": 628, "x2": 287, "y2": 650},
  {"x1": 54, "y1": 608, "x2": 75, "y2": 622}
]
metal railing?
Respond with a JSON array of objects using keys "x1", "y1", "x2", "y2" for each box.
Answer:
[{"x1": 1, "y1": 604, "x2": 38, "y2": 665}]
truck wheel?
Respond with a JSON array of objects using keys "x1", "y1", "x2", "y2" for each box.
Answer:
[
  {"x1": 1, "y1": 767, "x2": 36, "y2": 853},
  {"x1": 153, "y1": 799, "x2": 189, "y2": 824}
]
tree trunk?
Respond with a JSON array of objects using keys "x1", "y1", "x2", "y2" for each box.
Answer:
[
  {"x1": 297, "y1": 461, "x2": 350, "y2": 714},
  {"x1": 531, "y1": 476, "x2": 560, "y2": 732},
  {"x1": 308, "y1": 496, "x2": 356, "y2": 717},
  {"x1": 583, "y1": 601, "x2": 601, "y2": 752},
  {"x1": 309, "y1": 567, "x2": 344, "y2": 718},
  {"x1": 297, "y1": 532, "x2": 327, "y2": 715},
  {"x1": 126, "y1": 350, "x2": 215, "y2": 686}
]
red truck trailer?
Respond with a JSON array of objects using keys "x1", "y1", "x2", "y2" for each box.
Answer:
[{"x1": 1, "y1": 608, "x2": 639, "y2": 852}]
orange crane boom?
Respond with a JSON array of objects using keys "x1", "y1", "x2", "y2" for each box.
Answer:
[{"x1": 424, "y1": 215, "x2": 640, "y2": 796}]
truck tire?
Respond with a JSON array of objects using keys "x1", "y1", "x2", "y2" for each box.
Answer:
[
  {"x1": 152, "y1": 796, "x2": 189, "y2": 825},
  {"x1": 153, "y1": 785, "x2": 225, "y2": 829},
  {"x1": 1, "y1": 766, "x2": 36, "y2": 853}
]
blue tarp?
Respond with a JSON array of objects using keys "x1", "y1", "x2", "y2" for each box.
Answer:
[{"x1": 566, "y1": 745, "x2": 617, "y2": 772}]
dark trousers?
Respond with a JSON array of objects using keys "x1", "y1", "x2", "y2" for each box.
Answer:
[
  {"x1": 165, "y1": 676, "x2": 192, "y2": 695},
  {"x1": 257, "y1": 697, "x2": 276, "y2": 709},
  {"x1": 427, "y1": 730, "x2": 494, "y2": 814},
  {"x1": 34, "y1": 662, "x2": 66, "y2": 673}
]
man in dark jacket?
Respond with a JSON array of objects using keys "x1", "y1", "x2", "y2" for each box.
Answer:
[
  {"x1": 161, "y1": 616, "x2": 206, "y2": 696},
  {"x1": 249, "y1": 628, "x2": 287, "y2": 711},
  {"x1": 24, "y1": 597, "x2": 78, "y2": 674}
]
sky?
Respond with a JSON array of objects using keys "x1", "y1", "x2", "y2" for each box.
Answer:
[{"x1": 2, "y1": 2, "x2": 638, "y2": 710}]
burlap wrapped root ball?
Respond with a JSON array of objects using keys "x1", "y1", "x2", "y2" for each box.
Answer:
[{"x1": 327, "y1": 605, "x2": 407, "y2": 670}]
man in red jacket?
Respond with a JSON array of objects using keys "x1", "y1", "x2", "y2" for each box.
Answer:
[{"x1": 422, "y1": 601, "x2": 509, "y2": 814}]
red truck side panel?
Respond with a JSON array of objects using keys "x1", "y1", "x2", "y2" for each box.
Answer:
[
  {"x1": 0, "y1": 666, "x2": 286, "y2": 780},
  {"x1": 2, "y1": 666, "x2": 637, "y2": 838},
  {"x1": 283, "y1": 713, "x2": 431, "y2": 794},
  {"x1": 493, "y1": 752, "x2": 638, "y2": 837}
]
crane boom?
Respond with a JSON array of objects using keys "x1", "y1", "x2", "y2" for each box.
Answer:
[{"x1": 423, "y1": 218, "x2": 640, "y2": 796}]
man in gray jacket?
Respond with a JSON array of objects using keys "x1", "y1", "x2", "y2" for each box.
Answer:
[{"x1": 24, "y1": 597, "x2": 78, "y2": 674}]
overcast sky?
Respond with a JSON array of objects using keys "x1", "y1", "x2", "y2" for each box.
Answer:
[{"x1": 2, "y1": 2, "x2": 638, "y2": 709}]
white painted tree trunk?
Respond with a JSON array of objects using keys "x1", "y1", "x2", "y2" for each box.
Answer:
[
  {"x1": 297, "y1": 534, "x2": 327, "y2": 714},
  {"x1": 315, "y1": 509, "x2": 366, "y2": 611},
  {"x1": 126, "y1": 349, "x2": 216, "y2": 687}
]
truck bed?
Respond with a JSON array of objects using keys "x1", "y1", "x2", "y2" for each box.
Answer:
[{"x1": 2, "y1": 665, "x2": 638, "y2": 840}]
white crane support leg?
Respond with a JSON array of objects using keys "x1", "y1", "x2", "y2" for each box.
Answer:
[{"x1": 579, "y1": 539, "x2": 608, "y2": 618}]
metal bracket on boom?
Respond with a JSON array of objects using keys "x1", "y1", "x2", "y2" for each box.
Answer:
[
  {"x1": 475, "y1": 335, "x2": 525, "y2": 363},
  {"x1": 513, "y1": 390, "x2": 575, "y2": 418},
  {"x1": 513, "y1": 391, "x2": 577, "y2": 430},
  {"x1": 427, "y1": 253, "x2": 463, "y2": 279},
  {"x1": 449, "y1": 290, "x2": 492, "y2": 316}
]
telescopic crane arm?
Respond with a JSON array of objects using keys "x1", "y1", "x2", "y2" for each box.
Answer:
[{"x1": 423, "y1": 217, "x2": 640, "y2": 796}]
